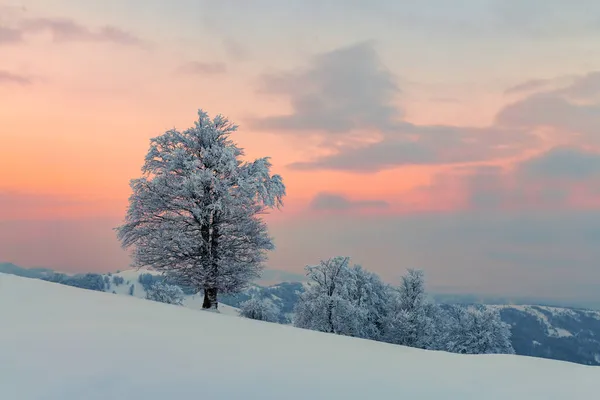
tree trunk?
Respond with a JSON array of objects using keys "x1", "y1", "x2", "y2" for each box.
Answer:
[
  {"x1": 203, "y1": 213, "x2": 220, "y2": 311},
  {"x1": 202, "y1": 287, "x2": 218, "y2": 309}
]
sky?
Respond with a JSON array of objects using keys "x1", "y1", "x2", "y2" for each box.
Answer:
[{"x1": 2, "y1": 0, "x2": 600, "y2": 304}]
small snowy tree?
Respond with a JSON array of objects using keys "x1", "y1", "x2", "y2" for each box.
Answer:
[
  {"x1": 116, "y1": 110, "x2": 285, "y2": 309},
  {"x1": 239, "y1": 297, "x2": 280, "y2": 322},
  {"x1": 112, "y1": 275, "x2": 125, "y2": 286},
  {"x1": 345, "y1": 265, "x2": 390, "y2": 340},
  {"x1": 293, "y1": 257, "x2": 352, "y2": 334},
  {"x1": 145, "y1": 281, "x2": 185, "y2": 306},
  {"x1": 440, "y1": 305, "x2": 515, "y2": 355},
  {"x1": 384, "y1": 269, "x2": 437, "y2": 349},
  {"x1": 293, "y1": 257, "x2": 389, "y2": 340}
]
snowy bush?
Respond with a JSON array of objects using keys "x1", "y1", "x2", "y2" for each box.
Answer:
[
  {"x1": 293, "y1": 257, "x2": 390, "y2": 340},
  {"x1": 384, "y1": 269, "x2": 437, "y2": 349},
  {"x1": 438, "y1": 305, "x2": 515, "y2": 355},
  {"x1": 239, "y1": 297, "x2": 280, "y2": 322},
  {"x1": 43, "y1": 273, "x2": 106, "y2": 292},
  {"x1": 112, "y1": 276, "x2": 125, "y2": 286},
  {"x1": 145, "y1": 282, "x2": 184, "y2": 306},
  {"x1": 138, "y1": 273, "x2": 156, "y2": 288}
]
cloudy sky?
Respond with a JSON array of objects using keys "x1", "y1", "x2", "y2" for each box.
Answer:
[{"x1": 2, "y1": 0, "x2": 600, "y2": 303}]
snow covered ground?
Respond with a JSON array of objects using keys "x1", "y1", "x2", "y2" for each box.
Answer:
[
  {"x1": 1, "y1": 273, "x2": 598, "y2": 400},
  {"x1": 105, "y1": 269, "x2": 240, "y2": 316}
]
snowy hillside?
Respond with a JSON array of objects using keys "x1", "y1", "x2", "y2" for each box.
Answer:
[
  {"x1": 1, "y1": 273, "x2": 598, "y2": 400},
  {"x1": 101, "y1": 269, "x2": 240, "y2": 316},
  {"x1": 3, "y1": 264, "x2": 600, "y2": 366}
]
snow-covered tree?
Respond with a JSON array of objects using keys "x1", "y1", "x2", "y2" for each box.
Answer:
[
  {"x1": 112, "y1": 275, "x2": 125, "y2": 286},
  {"x1": 239, "y1": 296, "x2": 280, "y2": 322},
  {"x1": 293, "y1": 257, "x2": 352, "y2": 334},
  {"x1": 439, "y1": 305, "x2": 515, "y2": 355},
  {"x1": 293, "y1": 257, "x2": 389, "y2": 340},
  {"x1": 145, "y1": 281, "x2": 185, "y2": 306},
  {"x1": 345, "y1": 265, "x2": 390, "y2": 340},
  {"x1": 384, "y1": 269, "x2": 437, "y2": 349},
  {"x1": 116, "y1": 110, "x2": 285, "y2": 309}
]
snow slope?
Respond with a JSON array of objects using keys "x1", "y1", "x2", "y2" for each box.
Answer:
[{"x1": 1, "y1": 273, "x2": 597, "y2": 400}]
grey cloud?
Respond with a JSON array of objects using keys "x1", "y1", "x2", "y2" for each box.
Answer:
[
  {"x1": 556, "y1": 71, "x2": 600, "y2": 100},
  {"x1": 18, "y1": 18, "x2": 144, "y2": 46},
  {"x1": 497, "y1": 94, "x2": 600, "y2": 138},
  {"x1": 0, "y1": 26, "x2": 23, "y2": 44},
  {"x1": 498, "y1": 71, "x2": 600, "y2": 141},
  {"x1": 177, "y1": 61, "x2": 227, "y2": 75},
  {"x1": 518, "y1": 146, "x2": 600, "y2": 180},
  {"x1": 291, "y1": 137, "x2": 433, "y2": 172},
  {"x1": 310, "y1": 192, "x2": 389, "y2": 211},
  {"x1": 0, "y1": 70, "x2": 31, "y2": 85},
  {"x1": 253, "y1": 42, "x2": 536, "y2": 172},
  {"x1": 420, "y1": 146, "x2": 600, "y2": 212},
  {"x1": 250, "y1": 41, "x2": 402, "y2": 134},
  {"x1": 290, "y1": 123, "x2": 532, "y2": 172},
  {"x1": 504, "y1": 78, "x2": 555, "y2": 95}
]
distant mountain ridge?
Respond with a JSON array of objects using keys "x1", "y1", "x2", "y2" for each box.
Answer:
[{"x1": 2, "y1": 263, "x2": 599, "y2": 366}]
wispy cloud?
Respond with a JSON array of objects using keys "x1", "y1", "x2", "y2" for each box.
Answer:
[
  {"x1": 0, "y1": 70, "x2": 32, "y2": 85},
  {"x1": 177, "y1": 61, "x2": 227, "y2": 75},
  {"x1": 0, "y1": 26, "x2": 23, "y2": 44},
  {"x1": 504, "y1": 78, "x2": 555, "y2": 95},
  {"x1": 309, "y1": 192, "x2": 389, "y2": 211},
  {"x1": 416, "y1": 146, "x2": 600, "y2": 211},
  {"x1": 497, "y1": 71, "x2": 600, "y2": 143},
  {"x1": 14, "y1": 17, "x2": 145, "y2": 46}
]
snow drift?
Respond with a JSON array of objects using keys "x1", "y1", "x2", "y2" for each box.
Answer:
[{"x1": 0, "y1": 273, "x2": 597, "y2": 399}]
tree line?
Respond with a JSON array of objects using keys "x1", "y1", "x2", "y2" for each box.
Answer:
[{"x1": 242, "y1": 256, "x2": 514, "y2": 355}]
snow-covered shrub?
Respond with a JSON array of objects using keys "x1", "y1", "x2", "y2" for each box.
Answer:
[
  {"x1": 43, "y1": 273, "x2": 106, "y2": 292},
  {"x1": 145, "y1": 282, "x2": 184, "y2": 306},
  {"x1": 438, "y1": 305, "x2": 515, "y2": 355},
  {"x1": 384, "y1": 269, "x2": 437, "y2": 349},
  {"x1": 293, "y1": 257, "x2": 390, "y2": 340},
  {"x1": 112, "y1": 275, "x2": 125, "y2": 286},
  {"x1": 239, "y1": 297, "x2": 280, "y2": 322},
  {"x1": 138, "y1": 273, "x2": 157, "y2": 289}
]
